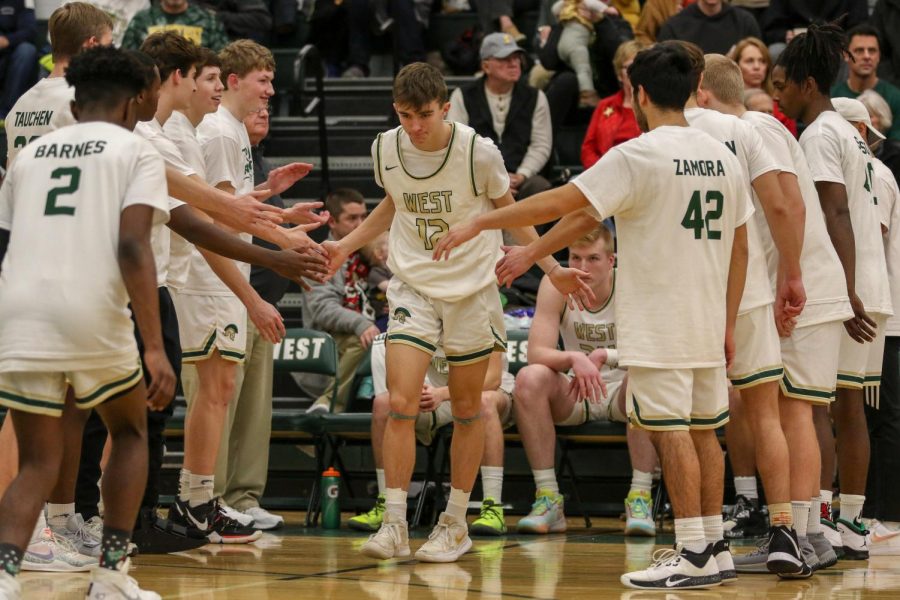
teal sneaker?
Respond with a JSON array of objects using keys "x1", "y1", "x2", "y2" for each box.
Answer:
[
  {"x1": 624, "y1": 490, "x2": 656, "y2": 536},
  {"x1": 470, "y1": 498, "x2": 507, "y2": 536},
  {"x1": 348, "y1": 495, "x2": 385, "y2": 532},
  {"x1": 517, "y1": 489, "x2": 566, "y2": 534}
]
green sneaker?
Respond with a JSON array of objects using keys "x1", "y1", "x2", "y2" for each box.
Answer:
[
  {"x1": 348, "y1": 495, "x2": 385, "y2": 532},
  {"x1": 470, "y1": 498, "x2": 507, "y2": 536},
  {"x1": 517, "y1": 489, "x2": 566, "y2": 534},
  {"x1": 624, "y1": 490, "x2": 656, "y2": 536}
]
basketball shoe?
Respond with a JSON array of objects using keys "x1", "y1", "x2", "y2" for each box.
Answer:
[
  {"x1": 48, "y1": 513, "x2": 102, "y2": 558},
  {"x1": 868, "y1": 520, "x2": 900, "y2": 556},
  {"x1": 360, "y1": 511, "x2": 410, "y2": 560},
  {"x1": 624, "y1": 490, "x2": 655, "y2": 536},
  {"x1": 169, "y1": 498, "x2": 261, "y2": 544},
  {"x1": 0, "y1": 571, "x2": 19, "y2": 600},
  {"x1": 819, "y1": 499, "x2": 843, "y2": 557},
  {"x1": 415, "y1": 513, "x2": 472, "y2": 563},
  {"x1": 837, "y1": 516, "x2": 869, "y2": 560},
  {"x1": 517, "y1": 489, "x2": 566, "y2": 534},
  {"x1": 733, "y1": 526, "x2": 811, "y2": 578},
  {"x1": 86, "y1": 565, "x2": 160, "y2": 600},
  {"x1": 349, "y1": 496, "x2": 385, "y2": 532},
  {"x1": 712, "y1": 539, "x2": 736, "y2": 583},
  {"x1": 470, "y1": 499, "x2": 507, "y2": 536},
  {"x1": 21, "y1": 528, "x2": 96, "y2": 572},
  {"x1": 723, "y1": 495, "x2": 767, "y2": 539},
  {"x1": 808, "y1": 531, "x2": 838, "y2": 568},
  {"x1": 620, "y1": 543, "x2": 721, "y2": 590}
]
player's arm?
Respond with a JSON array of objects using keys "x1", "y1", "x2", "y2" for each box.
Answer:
[
  {"x1": 118, "y1": 205, "x2": 176, "y2": 410},
  {"x1": 168, "y1": 204, "x2": 327, "y2": 288},
  {"x1": 725, "y1": 223, "x2": 749, "y2": 369},
  {"x1": 433, "y1": 183, "x2": 590, "y2": 260},
  {"x1": 323, "y1": 196, "x2": 395, "y2": 276},
  {"x1": 490, "y1": 190, "x2": 559, "y2": 275},
  {"x1": 165, "y1": 165, "x2": 281, "y2": 226},
  {"x1": 816, "y1": 180, "x2": 876, "y2": 342}
]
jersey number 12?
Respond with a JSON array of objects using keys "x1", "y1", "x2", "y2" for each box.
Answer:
[{"x1": 681, "y1": 190, "x2": 723, "y2": 240}]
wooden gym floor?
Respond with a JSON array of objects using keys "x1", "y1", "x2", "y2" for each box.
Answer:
[{"x1": 17, "y1": 514, "x2": 900, "y2": 599}]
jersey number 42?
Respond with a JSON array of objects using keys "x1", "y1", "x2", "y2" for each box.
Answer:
[{"x1": 681, "y1": 189, "x2": 723, "y2": 240}]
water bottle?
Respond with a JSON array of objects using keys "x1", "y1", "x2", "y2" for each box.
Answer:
[{"x1": 321, "y1": 467, "x2": 341, "y2": 529}]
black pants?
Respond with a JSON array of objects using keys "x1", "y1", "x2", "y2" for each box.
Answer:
[
  {"x1": 865, "y1": 335, "x2": 900, "y2": 521},
  {"x1": 75, "y1": 287, "x2": 181, "y2": 519}
]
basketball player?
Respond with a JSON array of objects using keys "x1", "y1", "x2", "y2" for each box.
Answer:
[
  {"x1": 514, "y1": 224, "x2": 659, "y2": 537},
  {"x1": 700, "y1": 53, "x2": 851, "y2": 570},
  {"x1": 774, "y1": 24, "x2": 893, "y2": 560},
  {"x1": 435, "y1": 43, "x2": 751, "y2": 589},
  {"x1": 0, "y1": 46, "x2": 174, "y2": 600},
  {"x1": 349, "y1": 335, "x2": 514, "y2": 536},
  {"x1": 325, "y1": 62, "x2": 569, "y2": 563}
]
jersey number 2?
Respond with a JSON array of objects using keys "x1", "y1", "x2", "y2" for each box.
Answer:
[
  {"x1": 44, "y1": 167, "x2": 81, "y2": 216},
  {"x1": 416, "y1": 218, "x2": 449, "y2": 250},
  {"x1": 681, "y1": 190, "x2": 723, "y2": 240}
]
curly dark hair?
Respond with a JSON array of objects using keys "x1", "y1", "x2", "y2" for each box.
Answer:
[
  {"x1": 775, "y1": 22, "x2": 847, "y2": 94},
  {"x1": 65, "y1": 46, "x2": 147, "y2": 110}
]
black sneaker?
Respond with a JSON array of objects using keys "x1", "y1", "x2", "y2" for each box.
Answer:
[
  {"x1": 132, "y1": 507, "x2": 209, "y2": 554},
  {"x1": 767, "y1": 526, "x2": 813, "y2": 579},
  {"x1": 724, "y1": 495, "x2": 768, "y2": 539},
  {"x1": 169, "y1": 498, "x2": 262, "y2": 545}
]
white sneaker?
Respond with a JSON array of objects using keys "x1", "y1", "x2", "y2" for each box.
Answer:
[
  {"x1": 837, "y1": 517, "x2": 869, "y2": 560},
  {"x1": 712, "y1": 539, "x2": 736, "y2": 584},
  {"x1": 21, "y1": 530, "x2": 96, "y2": 572},
  {"x1": 244, "y1": 506, "x2": 284, "y2": 530},
  {"x1": 414, "y1": 513, "x2": 472, "y2": 563},
  {"x1": 621, "y1": 543, "x2": 722, "y2": 590},
  {"x1": 49, "y1": 513, "x2": 102, "y2": 558},
  {"x1": 869, "y1": 520, "x2": 900, "y2": 556},
  {"x1": 0, "y1": 572, "x2": 20, "y2": 600},
  {"x1": 360, "y1": 511, "x2": 410, "y2": 560},
  {"x1": 86, "y1": 566, "x2": 160, "y2": 600},
  {"x1": 219, "y1": 503, "x2": 255, "y2": 528}
]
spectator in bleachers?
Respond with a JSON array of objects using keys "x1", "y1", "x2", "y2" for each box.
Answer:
[
  {"x1": 760, "y1": 0, "x2": 868, "y2": 59},
  {"x1": 448, "y1": 33, "x2": 552, "y2": 199},
  {"x1": 634, "y1": 0, "x2": 681, "y2": 45},
  {"x1": 87, "y1": 0, "x2": 150, "y2": 47},
  {"x1": 731, "y1": 0, "x2": 770, "y2": 23},
  {"x1": 744, "y1": 87, "x2": 775, "y2": 113},
  {"x1": 0, "y1": 0, "x2": 37, "y2": 125},
  {"x1": 859, "y1": 88, "x2": 900, "y2": 181},
  {"x1": 301, "y1": 189, "x2": 379, "y2": 414},
  {"x1": 657, "y1": 0, "x2": 760, "y2": 55},
  {"x1": 476, "y1": 0, "x2": 540, "y2": 42},
  {"x1": 122, "y1": 0, "x2": 229, "y2": 51},
  {"x1": 580, "y1": 39, "x2": 643, "y2": 168},
  {"x1": 832, "y1": 25, "x2": 900, "y2": 141},
  {"x1": 872, "y1": 0, "x2": 900, "y2": 86},
  {"x1": 197, "y1": 1, "x2": 272, "y2": 43},
  {"x1": 728, "y1": 36, "x2": 797, "y2": 135}
]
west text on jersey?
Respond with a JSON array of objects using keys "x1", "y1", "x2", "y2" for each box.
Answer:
[
  {"x1": 13, "y1": 110, "x2": 53, "y2": 128},
  {"x1": 33, "y1": 140, "x2": 107, "y2": 159},
  {"x1": 403, "y1": 190, "x2": 453, "y2": 214},
  {"x1": 673, "y1": 159, "x2": 726, "y2": 177}
]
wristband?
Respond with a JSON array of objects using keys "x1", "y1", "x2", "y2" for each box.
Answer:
[{"x1": 605, "y1": 349, "x2": 619, "y2": 369}]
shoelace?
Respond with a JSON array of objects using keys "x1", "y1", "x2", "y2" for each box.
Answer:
[
  {"x1": 726, "y1": 496, "x2": 752, "y2": 521},
  {"x1": 369, "y1": 499, "x2": 385, "y2": 517},
  {"x1": 425, "y1": 522, "x2": 459, "y2": 551},
  {"x1": 480, "y1": 501, "x2": 502, "y2": 521},
  {"x1": 370, "y1": 519, "x2": 404, "y2": 546},
  {"x1": 745, "y1": 535, "x2": 771, "y2": 557},
  {"x1": 48, "y1": 531, "x2": 83, "y2": 558},
  {"x1": 212, "y1": 500, "x2": 244, "y2": 529},
  {"x1": 78, "y1": 518, "x2": 103, "y2": 547},
  {"x1": 530, "y1": 496, "x2": 554, "y2": 516},
  {"x1": 629, "y1": 496, "x2": 650, "y2": 519},
  {"x1": 649, "y1": 548, "x2": 681, "y2": 568}
]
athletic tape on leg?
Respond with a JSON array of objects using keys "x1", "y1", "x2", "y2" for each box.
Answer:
[
  {"x1": 388, "y1": 410, "x2": 418, "y2": 420},
  {"x1": 452, "y1": 412, "x2": 481, "y2": 425}
]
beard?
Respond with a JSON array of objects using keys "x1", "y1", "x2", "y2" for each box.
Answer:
[{"x1": 633, "y1": 100, "x2": 650, "y2": 133}]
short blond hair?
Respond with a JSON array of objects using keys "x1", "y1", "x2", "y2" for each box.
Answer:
[
  {"x1": 701, "y1": 54, "x2": 745, "y2": 106},
  {"x1": 613, "y1": 40, "x2": 647, "y2": 74},
  {"x1": 572, "y1": 223, "x2": 614, "y2": 252},
  {"x1": 49, "y1": 2, "x2": 113, "y2": 61},
  {"x1": 219, "y1": 39, "x2": 274, "y2": 88}
]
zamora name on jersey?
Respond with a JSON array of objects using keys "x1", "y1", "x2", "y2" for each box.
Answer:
[
  {"x1": 33, "y1": 139, "x2": 107, "y2": 160},
  {"x1": 673, "y1": 158, "x2": 727, "y2": 177},
  {"x1": 12, "y1": 110, "x2": 53, "y2": 128}
]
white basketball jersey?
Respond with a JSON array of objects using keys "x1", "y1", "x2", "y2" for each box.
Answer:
[
  {"x1": 574, "y1": 125, "x2": 753, "y2": 368},
  {"x1": 559, "y1": 270, "x2": 625, "y2": 387},
  {"x1": 0, "y1": 122, "x2": 169, "y2": 370},
  {"x1": 374, "y1": 123, "x2": 504, "y2": 303},
  {"x1": 875, "y1": 158, "x2": 900, "y2": 335},
  {"x1": 801, "y1": 110, "x2": 893, "y2": 316},
  {"x1": 741, "y1": 110, "x2": 852, "y2": 328},
  {"x1": 685, "y1": 107, "x2": 776, "y2": 314},
  {"x1": 6, "y1": 77, "x2": 76, "y2": 165}
]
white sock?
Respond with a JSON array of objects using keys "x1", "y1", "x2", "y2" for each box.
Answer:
[
  {"x1": 375, "y1": 468, "x2": 386, "y2": 496},
  {"x1": 734, "y1": 476, "x2": 758, "y2": 501},
  {"x1": 675, "y1": 517, "x2": 707, "y2": 553},
  {"x1": 445, "y1": 487, "x2": 471, "y2": 522},
  {"x1": 840, "y1": 493, "x2": 866, "y2": 523},
  {"x1": 188, "y1": 473, "x2": 214, "y2": 508},
  {"x1": 533, "y1": 468, "x2": 559, "y2": 494},
  {"x1": 46, "y1": 502, "x2": 74, "y2": 526},
  {"x1": 807, "y1": 498, "x2": 821, "y2": 535},
  {"x1": 791, "y1": 501, "x2": 810, "y2": 538},
  {"x1": 702, "y1": 515, "x2": 724, "y2": 544},
  {"x1": 820, "y1": 489, "x2": 833, "y2": 505},
  {"x1": 178, "y1": 468, "x2": 192, "y2": 503},
  {"x1": 630, "y1": 470, "x2": 653, "y2": 495},
  {"x1": 480, "y1": 466, "x2": 504, "y2": 503},
  {"x1": 384, "y1": 487, "x2": 407, "y2": 521}
]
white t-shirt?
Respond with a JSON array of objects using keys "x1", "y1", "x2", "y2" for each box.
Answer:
[
  {"x1": 6, "y1": 77, "x2": 76, "y2": 165},
  {"x1": 559, "y1": 269, "x2": 626, "y2": 387},
  {"x1": 875, "y1": 158, "x2": 900, "y2": 335},
  {"x1": 685, "y1": 107, "x2": 776, "y2": 314},
  {"x1": 134, "y1": 118, "x2": 190, "y2": 287},
  {"x1": 0, "y1": 122, "x2": 169, "y2": 370},
  {"x1": 372, "y1": 122, "x2": 509, "y2": 302},
  {"x1": 573, "y1": 125, "x2": 753, "y2": 368},
  {"x1": 196, "y1": 105, "x2": 254, "y2": 285},
  {"x1": 741, "y1": 110, "x2": 852, "y2": 328},
  {"x1": 800, "y1": 110, "x2": 893, "y2": 316}
]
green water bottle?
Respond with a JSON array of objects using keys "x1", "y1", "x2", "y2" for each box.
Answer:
[{"x1": 321, "y1": 467, "x2": 341, "y2": 529}]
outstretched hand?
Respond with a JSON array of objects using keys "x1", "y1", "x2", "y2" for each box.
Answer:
[
  {"x1": 432, "y1": 220, "x2": 481, "y2": 261},
  {"x1": 232, "y1": 191, "x2": 283, "y2": 225},
  {"x1": 495, "y1": 245, "x2": 535, "y2": 288},
  {"x1": 265, "y1": 162, "x2": 314, "y2": 196},
  {"x1": 282, "y1": 201, "x2": 329, "y2": 227},
  {"x1": 549, "y1": 266, "x2": 595, "y2": 311}
]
